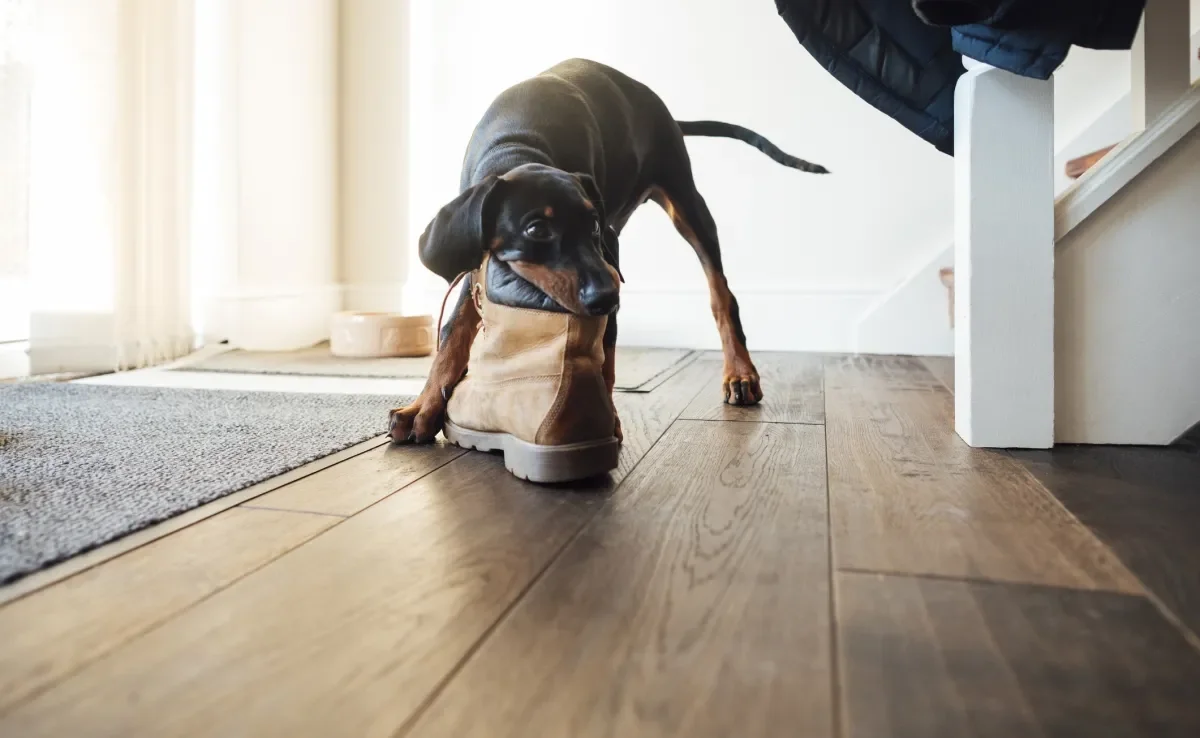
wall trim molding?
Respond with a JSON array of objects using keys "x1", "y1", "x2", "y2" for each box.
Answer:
[
  {"x1": 617, "y1": 288, "x2": 882, "y2": 353},
  {"x1": 27, "y1": 310, "x2": 194, "y2": 374},
  {"x1": 0, "y1": 342, "x2": 30, "y2": 379},
  {"x1": 855, "y1": 244, "x2": 954, "y2": 357},
  {"x1": 406, "y1": 284, "x2": 883, "y2": 353},
  {"x1": 1056, "y1": 82, "x2": 1200, "y2": 241},
  {"x1": 206, "y1": 283, "x2": 342, "y2": 351}
]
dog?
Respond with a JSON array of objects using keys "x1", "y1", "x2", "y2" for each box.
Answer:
[{"x1": 389, "y1": 58, "x2": 827, "y2": 444}]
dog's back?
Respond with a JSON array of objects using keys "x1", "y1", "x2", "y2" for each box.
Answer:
[{"x1": 461, "y1": 59, "x2": 670, "y2": 199}]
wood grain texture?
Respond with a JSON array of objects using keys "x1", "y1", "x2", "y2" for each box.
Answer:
[
  {"x1": 406, "y1": 420, "x2": 833, "y2": 738},
  {"x1": 681, "y1": 352, "x2": 823, "y2": 424},
  {"x1": 0, "y1": 452, "x2": 597, "y2": 738},
  {"x1": 612, "y1": 359, "x2": 718, "y2": 480},
  {"x1": 0, "y1": 435, "x2": 388, "y2": 605},
  {"x1": 1012, "y1": 444, "x2": 1200, "y2": 639},
  {"x1": 1065, "y1": 143, "x2": 1118, "y2": 178},
  {"x1": 0, "y1": 508, "x2": 337, "y2": 715},
  {"x1": 0, "y1": 359, "x2": 717, "y2": 737},
  {"x1": 837, "y1": 571, "x2": 1200, "y2": 738},
  {"x1": 825, "y1": 355, "x2": 1139, "y2": 591},
  {"x1": 252, "y1": 360, "x2": 717, "y2": 516},
  {"x1": 247, "y1": 440, "x2": 465, "y2": 516}
]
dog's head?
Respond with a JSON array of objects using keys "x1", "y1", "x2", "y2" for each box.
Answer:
[{"x1": 418, "y1": 163, "x2": 621, "y2": 316}]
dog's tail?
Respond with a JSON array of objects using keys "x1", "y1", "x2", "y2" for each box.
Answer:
[{"x1": 676, "y1": 120, "x2": 829, "y2": 174}]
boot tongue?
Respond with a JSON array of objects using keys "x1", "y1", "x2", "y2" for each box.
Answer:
[{"x1": 475, "y1": 253, "x2": 608, "y2": 344}]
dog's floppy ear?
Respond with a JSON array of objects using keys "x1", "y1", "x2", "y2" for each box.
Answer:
[
  {"x1": 574, "y1": 172, "x2": 623, "y2": 283},
  {"x1": 418, "y1": 176, "x2": 505, "y2": 283},
  {"x1": 573, "y1": 173, "x2": 605, "y2": 223}
]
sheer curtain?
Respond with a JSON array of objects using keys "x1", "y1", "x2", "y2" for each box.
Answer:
[
  {"x1": 23, "y1": 0, "x2": 194, "y2": 374},
  {"x1": 11, "y1": 0, "x2": 411, "y2": 369},
  {"x1": 0, "y1": 0, "x2": 31, "y2": 346}
]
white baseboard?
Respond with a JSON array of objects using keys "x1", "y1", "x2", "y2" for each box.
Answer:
[
  {"x1": 0, "y1": 277, "x2": 30, "y2": 343},
  {"x1": 207, "y1": 284, "x2": 342, "y2": 351},
  {"x1": 406, "y1": 283, "x2": 881, "y2": 353},
  {"x1": 854, "y1": 244, "x2": 954, "y2": 357},
  {"x1": 27, "y1": 312, "x2": 194, "y2": 374},
  {"x1": 28, "y1": 312, "x2": 120, "y2": 374},
  {"x1": 0, "y1": 342, "x2": 30, "y2": 379},
  {"x1": 28, "y1": 344, "x2": 121, "y2": 375},
  {"x1": 605, "y1": 287, "x2": 880, "y2": 353}
]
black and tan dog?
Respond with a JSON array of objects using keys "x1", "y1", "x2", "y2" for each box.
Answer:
[{"x1": 390, "y1": 58, "x2": 827, "y2": 444}]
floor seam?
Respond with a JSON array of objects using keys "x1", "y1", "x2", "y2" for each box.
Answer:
[
  {"x1": 0, "y1": 436, "x2": 391, "y2": 608},
  {"x1": 1002, "y1": 451, "x2": 1200, "y2": 656},
  {"x1": 675, "y1": 417, "x2": 825, "y2": 426},
  {"x1": 0, "y1": 523, "x2": 335, "y2": 720},
  {"x1": 823, "y1": 360, "x2": 844, "y2": 738},
  {"x1": 237, "y1": 504, "x2": 348, "y2": 519},
  {"x1": 838, "y1": 565, "x2": 1160, "y2": 596},
  {"x1": 392, "y1": 367, "x2": 717, "y2": 738}
]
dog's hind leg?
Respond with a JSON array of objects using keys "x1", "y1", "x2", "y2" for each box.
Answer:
[
  {"x1": 603, "y1": 310, "x2": 623, "y2": 442},
  {"x1": 648, "y1": 177, "x2": 762, "y2": 406}
]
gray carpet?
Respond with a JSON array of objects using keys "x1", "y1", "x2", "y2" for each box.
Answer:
[
  {"x1": 0, "y1": 384, "x2": 407, "y2": 585},
  {"x1": 176, "y1": 343, "x2": 696, "y2": 392}
]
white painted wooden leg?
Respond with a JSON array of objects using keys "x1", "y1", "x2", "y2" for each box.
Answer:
[{"x1": 953, "y1": 62, "x2": 1055, "y2": 449}]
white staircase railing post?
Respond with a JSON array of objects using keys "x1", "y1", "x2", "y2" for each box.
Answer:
[
  {"x1": 1131, "y1": 0, "x2": 1192, "y2": 130},
  {"x1": 953, "y1": 61, "x2": 1055, "y2": 449}
]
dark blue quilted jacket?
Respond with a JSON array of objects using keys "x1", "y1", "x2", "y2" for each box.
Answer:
[
  {"x1": 775, "y1": 0, "x2": 1145, "y2": 155},
  {"x1": 918, "y1": 0, "x2": 1148, "y2": 80}
]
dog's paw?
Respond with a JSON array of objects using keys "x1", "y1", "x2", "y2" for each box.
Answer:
[
  {"x1": 722, "y1": 369, "x2": 763, "y2": 406},
  {"x1": 388, "y1": 397, "x2": 445, "y2": 444},
  {"x1": 614, "y1": 412, "x2": 624, "y2": 444}
]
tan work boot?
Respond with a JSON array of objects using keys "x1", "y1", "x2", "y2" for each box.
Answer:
[{"x1": 444, "y1": 260, "x2": 619, "y2": 484}]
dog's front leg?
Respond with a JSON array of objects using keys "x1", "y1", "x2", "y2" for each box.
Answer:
[
  {"x1": 389, "y1": 278, "x2": 480, "y2": 443},
  {"x1": 603, "y1": 311, "x2": 623, "y2": 444}
]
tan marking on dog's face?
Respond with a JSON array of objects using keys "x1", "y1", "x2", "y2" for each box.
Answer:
[
  {"x1": 490, "y1": 236, "x2": 503, "y2": 249},
  {"x1": 508, "y1": 261, "x2": 585, "y2": 314},
  {"x1": 543, "y1": 206, "x2": 554, "y2": 219},
  {"x1": 582, "y1": 199, "x2": 595, "y2": 211},
  {"x1": 604, "y1": 262, "x2": 622, "y2": 287}
]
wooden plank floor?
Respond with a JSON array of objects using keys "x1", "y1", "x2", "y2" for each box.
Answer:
[{"x1": 3, "y1": 354, "x2": 1200, "y2": 736}]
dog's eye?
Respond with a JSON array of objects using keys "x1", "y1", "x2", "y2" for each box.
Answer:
[
  {"x1": 591, "y1": 220, "x2": 602, "y2": 238},
  {"x1": 524, "y1": 221, "x2": 552, "y2": 240}
]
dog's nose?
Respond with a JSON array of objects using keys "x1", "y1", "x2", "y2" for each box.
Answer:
[{"x1": 581, "y1": 282, "x2": 619, "y2": 316}]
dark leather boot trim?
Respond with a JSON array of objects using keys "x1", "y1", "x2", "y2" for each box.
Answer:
[{"x1": 485, "y1": 257, "x2": 569, "y2": 313}]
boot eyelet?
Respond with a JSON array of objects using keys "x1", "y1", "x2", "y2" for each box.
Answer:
[{"x1": 473, "y1": 283, "x2": 484, "y2": 316}]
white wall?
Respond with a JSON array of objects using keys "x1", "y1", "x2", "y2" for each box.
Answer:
[
  {"x1": 198, "y1": 0, "x2": 341, "y2": 351},
  {"x1": 1053, "y1": 48, "x2": 1132, "y2": 152},
  {"x1": 20, "y1": 0, "x2": 195, "y2": 372},
  {"x1": 1056, "y1": 125, "x2": 1200, "y2": 444},
  {"x1": 1054, "y1": 10, "x2": 1200, "y2": 194},
  {"x1": 406, "y1": 0, "x2": 956, "y2": 351},
  {"x1": 26, "y1": 0, "x2": 125, "y2": 317},
  {"x1": 339, "y1": 0, "x2": 410, "y2": 313},
  {"x1": 0, "y1": 0, "x2": 31, "y2": 343},
  {"x1": 406, "y1": 0, "x2": 1186, "y2": 353}
]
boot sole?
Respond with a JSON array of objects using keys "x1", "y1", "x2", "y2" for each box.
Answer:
[{"x1": 443, "y1": 420, "x2": 619, "y2": 484}]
